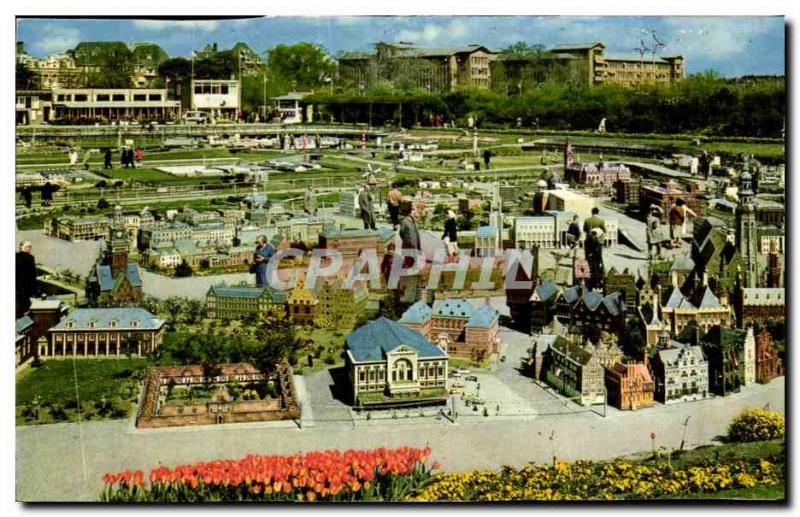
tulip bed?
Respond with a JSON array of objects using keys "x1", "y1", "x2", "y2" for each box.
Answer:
[
  {"x1": 100, "y1": 447, "x2": 436, "y2": 502},
  {"x1": 409, "y1": 456, "x2": 783, "y2": 502}
]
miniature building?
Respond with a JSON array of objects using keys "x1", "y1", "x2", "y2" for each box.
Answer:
[
  {"x1": 205, "y1": 283, "x2": 288, "y2": 320},
  {"x1": 286, "y1": 275, "x2": 318, "y2": 325},
  {"x1": 565, "y1": 162, "x2": 631, "y2": 185},
  {"x1": 639, "y1": 180, "x2": 702, "y2": 223},
  {"x1": 345, "y1": 317, "x2": 448, "y2": 408},
  {"x1": 317, "y1": 228, "x2": 379, "y2": 263},
  {"x1": 605, "y1": 362, "x2": 655, "y2": 411},
  {"x1": 86, "y1": 206, "x2": 143, "y2": 307},
  {"x1": 660, "y1": 284, "x2": 732, "y2": 336},
  {"x1": 46, "y1": 216, "x2": 110, "y2": 241},
  {"x1": 399, "y1": 298, "x2": 500, "y2": 361},
  {"x1": 604, "y1": 267, "x2": 637, "y2": 308},
  {"x1": 743, "y1": 327, "x2": 756, "y2": 385},
  {"x1": 136, "y1": 361, "x2": 299, "y2": 428},
  {"x1": 317, "y1": 279, "x2": 368, "y2": 329},
  {"x1": 530, "y1": 280, "x2": 560, "y2": 330},
  {"x1": 15, "y1": 315, "x2": 34, "y2": 368},
  {"x1": 735, "y1": 287, "x2": 785, "y2": 328},
  {"x1": 614, "y1": 178, "x2": 641, "y2": 205},
  {"x1": 528, "y1": 334, "x2": 559, "y2": 382},
  {"x1": 475, "y1": 225, "x2": 500, "y2": 257},
  {"x1": 690, "y1": 217, "x2": 744, "y2": 292},
  {"x1": 755, "y1": 329, "x2": 783, "y2": 384},
  {"x1": 555, "y1": 284, "x2": 627, "y2": 340},
  {"x1": 545, "y1": 337, "x2": 622, "y2": 406},
  {"x1": 45, "y1": 307, "x2": 164, "y2": 357},
  {"x1": 700, "y1": 326, "x2": 746, "y2": 397},
  {"x1": 648, "y1": 333, "x2": 709, "y2": 404},
  {"x1": 187, "y1": 79, "x2": 240, "y2": 120}
]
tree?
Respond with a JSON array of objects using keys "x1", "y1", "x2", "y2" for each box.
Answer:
[
  {"x1": 184, "y1": 299, "x2": 206, "y2": 324},
  {"x1": 267, "y1": 43, "x2": 335, "y2": 92},
  {"x1": 97, "y1": 198, "x2": 110, "y2": 209},
  {"x1": 253, "y1": 318, "x2": 299, "y2": 373},
  {"x1": 622, "y1": 318, "x2": 646, "y2": 360},
  {"x1": 162, "y1": 296, "x2": 185, "y2": 324},
  {"x1": 174, "y1": 260, "x2": 193, "y2": 278},
  {"x1": 16, "y1": 62, "x2": 36, "y2": 90},
  {"x1": 157, "y1": 58, "x2": 192, "y2": 98}
]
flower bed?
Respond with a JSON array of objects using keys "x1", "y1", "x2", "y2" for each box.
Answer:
[
  {"x1": 410, "y1": 456, "x2": 782, "y2": 502},
  {"x1": 101, "y1": 447, "x2": 436, "y2": 502}
]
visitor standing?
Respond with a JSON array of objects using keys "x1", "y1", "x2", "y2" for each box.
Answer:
[
  {"x1": 41, "y1": 182, "x2": 54, "y2": 206},
  {"x1": 253, "y1": 235, "x2": 274, "y2": 288},
  {"x1": 583, "y1": 207, "x2": 606, "y2": 290},
  {"x1": 668, "y1": 198, "x2": 696, "y2": 249},
  {"x1": 135, "y1": 147, "x2": 143, "y2": 163},
  {"x1": 566, "y1": 214, "x2": 581, "y2": 250},
  {"x1": 304, "y1": 185, "x2": 317, "y2": 216},
  {"x1": 21, "y1": 187, "x2": 32, "y2": 209},
  {"x1": 483, "y1": 149, "x2": 492, "y2": 170},
  {"x1": 387, "y1": 185, "x2": 403, "y2": 228},
  {"x1": 358, "y1": 184, "x2": 376, "y2": 230},
  {"x1": 442, "y1": 210, "x2": 458, "y2": 261},
  {"x1": 646, "y1": 205, "x2": 664, "y2": 259},
  {"x1": 16, "y1": 241, "x2": 38, "y2": 318},
  {"x1": 104, "y1": 148, "x2": 113, "y2": 169}
]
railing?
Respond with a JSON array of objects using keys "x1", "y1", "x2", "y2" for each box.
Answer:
[{"x1": 16, "y1": 123, "x2": 391, "y2": 139}]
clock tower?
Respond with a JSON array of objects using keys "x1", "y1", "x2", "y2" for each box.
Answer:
[
  {"x1": 109, "y1": 205, "x2": 130, "y2": 276},
  {"x1": 736, "y1": 159, "x2": 758, "y2": 288}
]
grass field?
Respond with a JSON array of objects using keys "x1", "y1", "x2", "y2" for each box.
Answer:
[{"x1": 16, "y1": 357, "x2": 152, "y2": 425}]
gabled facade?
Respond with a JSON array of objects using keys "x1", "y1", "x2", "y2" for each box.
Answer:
[
  {"x1": 648, "y1": 334, "x2": 709, "y2": 404},
  {"x1": 86, "y1": 206, "x2": 143, "y2": 307},
  {"x1": 345, "y1": 317, "x2": 448, "y2": 407},
  {"x1": 605, "y1": 362, "x2": 655, "y2": 411}
]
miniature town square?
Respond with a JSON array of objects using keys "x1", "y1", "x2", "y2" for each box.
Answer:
[{"x1": 13, "y1": 16, "x2": 786, "y2": 503}]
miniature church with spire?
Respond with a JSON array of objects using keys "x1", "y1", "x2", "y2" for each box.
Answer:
[{"x1": 86, "y1": 205, "x2": 144, "y2": 306}]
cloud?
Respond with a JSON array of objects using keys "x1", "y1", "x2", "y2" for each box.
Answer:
[
  {"x1": 31, "y1": 26, "x2": 81, "y2": 55},
  {"x1": 132, "y1": 20, "x2": 220, "y2": 32},
  {"x1": 661, "y1": 17, "x2": 780, "y2": 59}
]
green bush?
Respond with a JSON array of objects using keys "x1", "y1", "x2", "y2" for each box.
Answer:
[{"x1": 728, "y1": 407, "x2": 785, "y2": 443}]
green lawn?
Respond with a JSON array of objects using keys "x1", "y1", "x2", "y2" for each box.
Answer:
[{"x1": 16, "y1": 357, "x2": 151, "y2": 425}]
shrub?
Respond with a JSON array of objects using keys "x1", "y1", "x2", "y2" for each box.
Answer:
[{"x1": 727, "y1": 407, "x2": 785, "y2": 443}]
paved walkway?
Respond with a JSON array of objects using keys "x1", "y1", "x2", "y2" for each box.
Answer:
[{"x1": 16, "y1": 377, "x2": 783, "y2": 501}]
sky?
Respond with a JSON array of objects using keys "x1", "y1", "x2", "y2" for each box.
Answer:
[{"x1": 15, "y1": 16, "x2": 785, "y2": 77}]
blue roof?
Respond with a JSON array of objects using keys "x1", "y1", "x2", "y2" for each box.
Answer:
[
  {"x1": 346, "y1": 317, "x2": 447, "y2": 362},
  {"x1": 127, "y1": 264, "x2": 142, "y2": 287},
  {"x1": 466, "y1": 303, "x2": 498, "y2": 328},
  {"x1": 476, "y1": 225, "x2": 497, "y2": 238},
  {"x1": 16, "y1": 315, "x2": 33, "y2": 334},
  {"x1": 51, "y1": 308, "x2": 163, "y2": 331},
  {"x1": 582, "y1": 291, "x2": 604, "y2": 311},
  {"x1": 207, "y1": 284, "x2": 288, "y2": 303},
  {"x1": 533, "y1": 280, "x2": 559, "y2": 302},
  {"x1": 432, "y1": 298, "x2": 474, "y2": 318},
  {"x1": 96, "y1": 264, "x2": 114, "y2": 291},
  {"x1": 398, "y1": 300, "x2": 432, "y2": 325}
]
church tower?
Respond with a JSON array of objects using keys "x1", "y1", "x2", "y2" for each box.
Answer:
[
  {"x1": 736, "y1": 159, "x2": 758, "y2": 288},
  {"x1": 109, "y1": 205, "x2": 130, "y2": 276}
]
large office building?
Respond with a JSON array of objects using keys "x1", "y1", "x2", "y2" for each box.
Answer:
[{"x1": 338, "y1": 42, "x2": 496, "y2": 92}]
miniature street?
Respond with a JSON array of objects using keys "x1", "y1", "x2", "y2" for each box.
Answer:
[{"x1": 16, "y1": 376, "x2": 785, "y2": 501}]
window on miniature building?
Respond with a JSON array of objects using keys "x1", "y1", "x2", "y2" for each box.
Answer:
[
  {"x1": 149, "y1": 94, "x2": 161, "y2": 101},
  {"x1": 359, "y1": 370, "x2": 365, "y2": 382},
  {"x1": 96, "y1": 94, "x2": 110, "y2": 101},
  {"x1": 112, "y1": 94, "x2": 125, "y2": 101},
  {"x1": 133, "y1": 94, "x2": 147, "y2": 101}
]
